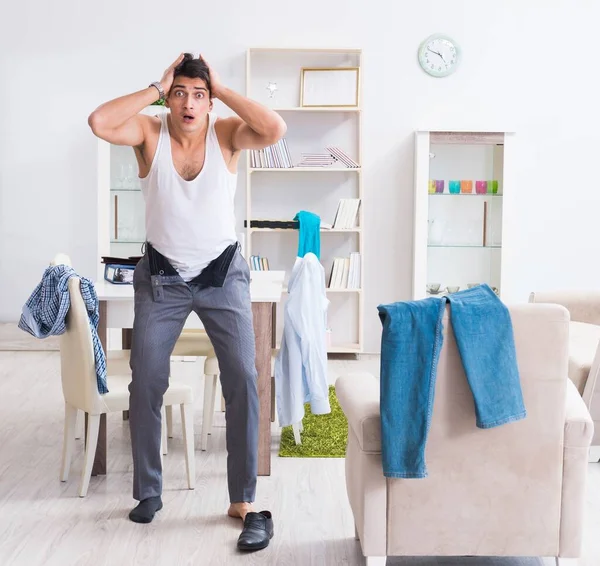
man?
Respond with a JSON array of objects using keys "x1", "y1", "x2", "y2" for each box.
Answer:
[{"x1": 88, "y1": 53, "x2": 286, "y2": 551}]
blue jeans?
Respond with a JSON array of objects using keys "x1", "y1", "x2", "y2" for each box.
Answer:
[{"x1": 377, "y1": 284, "x2": 526, "y2": 478}]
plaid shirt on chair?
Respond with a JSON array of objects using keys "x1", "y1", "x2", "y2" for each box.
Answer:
[{"x1": 18, "y1": 264, "x2": 108, "y2": 394}]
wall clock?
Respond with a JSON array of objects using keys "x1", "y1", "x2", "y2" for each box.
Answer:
[{"x1": 418, "y1": 34, "x2": 460, "y2": 77}]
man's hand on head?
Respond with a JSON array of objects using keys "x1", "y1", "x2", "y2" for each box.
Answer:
[
  {"x1": 160, "y1": 53, "x2": 186, "y2": 95},
  {"x1": 199, "y1": 54, "x2": 224, "y2": 99}
]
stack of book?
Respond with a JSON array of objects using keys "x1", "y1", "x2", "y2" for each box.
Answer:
[
  {"x1": 326, "y1": 146, "x2": 360, "y2": 168},
  {"x1": 328, "y1": 253, "x2": 361, "y2": 289},
  {"x1": 250, "y1": 138, "x2": 293, "y2": 168},
  {"x1": 296, "y1": 152, "x2": 337, "y2": 167},
  {"x1": 294, "y1": 146, "x2": 360, "y2": 168},
  {"x1": 250, "y1": 255, "x2": 270, "y2": 270},
  {"x1": 331, "y1": 198, "x2": 361, "y2": 229}
]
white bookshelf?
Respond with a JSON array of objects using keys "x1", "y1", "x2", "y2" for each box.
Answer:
[{"x1": 245, "y1": 47, "x2": 364, "y2": 355}]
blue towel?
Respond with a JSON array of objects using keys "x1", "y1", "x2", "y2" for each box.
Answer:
[
  {"x1": 294, "y1": 210, "x2": 320, "y2": 259},
  {"x1": 377, "y1": 284, "x2": 526, "y2": 478}
]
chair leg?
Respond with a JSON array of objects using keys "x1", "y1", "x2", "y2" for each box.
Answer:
[
  {"x1": 207, "y1": 374, "x2": 218, "y2": 433},
  {"x1": 220, "y1": 378, "x2": 225, "y2": 412},
  {"x1": 201, "y1": 374, "x2": 216, "y2": 451},
  {"x1": 74, "y1": 409, "x2": 84, "y2": 440},
  {"x1": 166, "y1": 404, "x2": 174, "y2": 438},
  {"x1": 271, "y1": 375, "x2": 276, "y2": 423},
  {"x1": 180, "y1": 403, "x2": 195, "y2": 489},
  {"x1": 79, "y1": 414, "x2": 100, "y2": 497},
  {"x1": 60, "y1": 403, "x2": 78, "y2": 482},
  {"x1": 161, "y1": 406, "x2": 168, "y2": 455},
  {"x1": 366, "y1": 558, "x2": 387, "y2": 566}
]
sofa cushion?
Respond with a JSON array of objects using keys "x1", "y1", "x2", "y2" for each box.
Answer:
[{"x1": 569, "y1": 321, "x2": 600, "y2": 394}]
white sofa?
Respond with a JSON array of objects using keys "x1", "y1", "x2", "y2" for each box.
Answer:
[
  {"x1": 530, "y1": 290, "x2": 600, "y2": 460},
  {"x1": 336, "y1": 303, "x2": 593, "y2": 565}
]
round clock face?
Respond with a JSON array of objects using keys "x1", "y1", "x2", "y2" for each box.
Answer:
[{"x1": 418, "y1": 34, "x2": 460, "y2": 77}]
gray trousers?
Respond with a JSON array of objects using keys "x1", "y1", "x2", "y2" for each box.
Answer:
[{"x1": 128, "y1": 248, "x2": 258, "y2": 503}]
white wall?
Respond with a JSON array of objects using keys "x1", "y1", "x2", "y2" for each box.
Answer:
[{"x1": 1, "y1": 0, "x2": 599, "y2": 353}]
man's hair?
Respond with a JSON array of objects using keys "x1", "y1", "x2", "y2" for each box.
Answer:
[{"x1": 172, "y1": 53, "x2": 212, "y2": 97}]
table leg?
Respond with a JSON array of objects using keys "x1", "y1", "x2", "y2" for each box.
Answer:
[
  {"x1": 271, "y1": 303, "x2": 277, "y2": 423},
  {"x1": 91, "y1": 301, "x2": 108, "y2": 476},
  {"x1": 122, "y1": 328, "x2": 132, "y2": 349},
  {"x1": 253, "y1": 302, "x2": 273, "y2": 476},
  {"x1": 122, "y1": 329, "x2": 132, "y2": 420}
]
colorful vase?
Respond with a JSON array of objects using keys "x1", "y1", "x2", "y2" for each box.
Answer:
[{"x1": 461, "y1": 180, "x2": 473, "y2": 194}]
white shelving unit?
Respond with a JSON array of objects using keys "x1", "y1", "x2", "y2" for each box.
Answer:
[
  {"x1": 412, "y1": 130, "x2": 515, "y2": 301},
  {"x1": 245, "y1": 47, "x2": 364, "y2": 354}
]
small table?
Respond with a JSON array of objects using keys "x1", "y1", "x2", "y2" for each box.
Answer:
[{"x1": 92, "y1": 273, "x2": 284, "y2": 477}]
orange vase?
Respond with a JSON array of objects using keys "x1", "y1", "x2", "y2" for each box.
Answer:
[{"x1": 460, "y1": 180, "x2": 473, "y2": 194}]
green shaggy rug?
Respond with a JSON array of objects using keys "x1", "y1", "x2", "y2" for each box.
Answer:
[{"x1": 278, "y1": 386, "x2": 348, "y2": 458}]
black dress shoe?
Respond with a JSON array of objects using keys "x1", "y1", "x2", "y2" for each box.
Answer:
[{"x1": 237, "y1": 511, "x2": 274, "y2": 551}]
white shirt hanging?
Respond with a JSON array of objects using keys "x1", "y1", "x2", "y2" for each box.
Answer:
[{"x1": 275, "y1": 253, "x2": 331, "y2": 428}]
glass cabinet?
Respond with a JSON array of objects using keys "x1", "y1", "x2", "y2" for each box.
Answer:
[
  {"x1": 96, "y1": 106, "x2": 167, "y2": 280},
  {"x1": 109, "y1": 144, "x2": 145, "y2": 247},
  {"x1": 412, "y1": 130, "x2": 514, "y2": 300}
]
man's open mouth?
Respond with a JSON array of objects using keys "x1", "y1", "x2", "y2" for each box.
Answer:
[{"x1": 183, "y1": 115, "x2": 195, "y2": 123}]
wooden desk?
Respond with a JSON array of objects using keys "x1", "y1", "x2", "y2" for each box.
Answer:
[{"x1": 91, "y1": 274, "x2": 283, "y2": 477}]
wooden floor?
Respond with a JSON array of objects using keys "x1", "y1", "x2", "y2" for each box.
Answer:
[{"x1": 0, "y1": 347, "x2": 598, "y2": 566}]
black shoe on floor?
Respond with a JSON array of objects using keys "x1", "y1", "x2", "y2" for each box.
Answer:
[
  {"x1": 128, "y1": 496, "x2": 163, "y2": 524},
  {"x1": 237, "y1": 511, "x2": 274, "y2": 551}
]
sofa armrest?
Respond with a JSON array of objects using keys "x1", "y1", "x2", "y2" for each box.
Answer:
[
  {"x1": 565, "y1": 377, "x2": 594, "y2": 447},
  {"x1": 530, "y1": 290, "x2": 600, "y2": 326},
  {"x1": 559, "y1": 378, "x2": 594, "y2": 558},
  {"x1": 335, "y1": 373, "x2": 381, "y2": 454},
  {"x1": 564, "y1": 378, "x2": 595, "y2": 448}
]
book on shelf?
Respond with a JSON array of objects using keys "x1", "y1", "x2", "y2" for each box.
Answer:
[
  {"x1": 296, "y1": 146, "x2": 360, "y2": 168},
  {"x1": 325, "y1": 146, "x2": 360, "y2": 168},
  {"x1": 296, "y1": 152, "x2": 337, "y2": 167},
  {"x1": 250, "y1": 138, "x2": 293, "y2": 168},
  {"x1": 331, "y1": 198, "x2": 361, "y2": 229},
  {"x1": 328, "y1": 253, "x2": 361, "y2": 289},
  {"x1": 250, "y1": 255, "x2": 270, "y2": 270},
  {"x1": 250, "y1": 139, "x2": 360, "y2": 169}
]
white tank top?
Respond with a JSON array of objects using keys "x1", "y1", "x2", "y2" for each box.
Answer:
[{"x1": 140, "y1": 112, "x2": 238, "y2": 281}]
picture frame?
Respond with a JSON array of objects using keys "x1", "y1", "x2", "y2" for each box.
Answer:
[{"x1": 300, "y1": 67, "x2": 360, "y2": 108}]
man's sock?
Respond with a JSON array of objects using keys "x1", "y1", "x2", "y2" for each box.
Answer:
[{"x1": 129, "y1": 496, "x2": 163, "y2": 523}]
